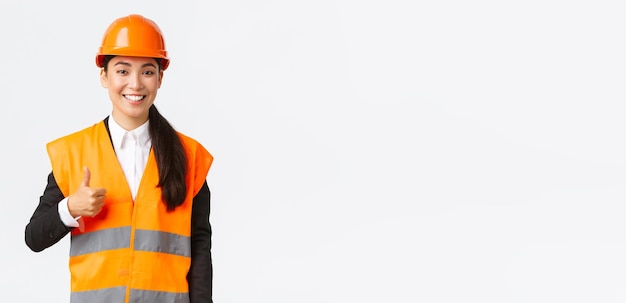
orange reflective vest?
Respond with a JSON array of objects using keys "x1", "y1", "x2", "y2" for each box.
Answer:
[{"x1": 46, "y1": 120, "x2": 213, "y2": 303}]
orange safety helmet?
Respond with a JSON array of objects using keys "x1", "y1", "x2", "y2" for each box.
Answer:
[{"x1": 95, "y1": 14, "x2": 170, "y2": 70}]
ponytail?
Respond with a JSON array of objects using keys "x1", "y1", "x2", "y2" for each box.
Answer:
[{"x1": 149, "y1": 105, "x2": 188, "y2": 211}]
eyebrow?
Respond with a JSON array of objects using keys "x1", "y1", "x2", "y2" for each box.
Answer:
[{"x1": 113, "y1": 61, "x2": 158, "y2": 68}]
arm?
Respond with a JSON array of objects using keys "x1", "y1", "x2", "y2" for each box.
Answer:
[
  {"x1": 187, "y1": 181, "x2": 213, "y2": 303},
  {"x1": 25, "y1": 172, "x2": 74, "y2": 252}
]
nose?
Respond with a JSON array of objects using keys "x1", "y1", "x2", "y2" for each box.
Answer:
[{"x1": 127, "y1": 72, "x2": 143, "y2": 89}]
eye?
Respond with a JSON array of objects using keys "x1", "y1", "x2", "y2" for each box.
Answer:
[
  {"x1": 116, "y1": 69, "x2": 128, "y2": 75},
  {"x1": 143, "y1": 70, "x2": 155, "y2": 75}
]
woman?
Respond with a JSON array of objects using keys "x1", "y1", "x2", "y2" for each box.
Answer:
[{"x1": 24, "y1": 14, "x2": 214, "y2": 303}]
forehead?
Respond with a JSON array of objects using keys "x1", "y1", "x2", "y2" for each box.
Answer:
[{"x1": 109, "y1": 56, "x2": 159, "y2": 67}]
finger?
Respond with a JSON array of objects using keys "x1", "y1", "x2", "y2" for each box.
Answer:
[
  {"x1": 93, "y1": 188, "x2": 106, "y2": 197},
  {"x1": 81, "y1": 166, "x2": 91, "y2": 187},
  {"x1": 94, "y1": 196, "x2": 106, "y2": 204}
]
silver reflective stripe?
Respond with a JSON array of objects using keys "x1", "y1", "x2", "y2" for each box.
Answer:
[
  {"x1": 70, "y1": 226, "x2": 131, "y2": 256},
  {"x1": 70, "y1": 286, "x2": 126, "y2": 303},
  {"x1": 134, "y1": 229, "x2": 191, "y2": 257},
  {"x1": 129, "y1": 289, "x2": 190, "y2": 303}
]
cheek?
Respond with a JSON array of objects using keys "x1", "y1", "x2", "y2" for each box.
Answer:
[
  {"x1": 107, "y1": 78, "x2": 123, "y2": 91},
  {"x1": 146, "y1": 79, "x2": 160, "y2": 90}
]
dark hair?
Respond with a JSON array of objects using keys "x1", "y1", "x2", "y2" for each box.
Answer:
[{"x1": 102, "y1": 55, "x2": 188, "y2": 211}]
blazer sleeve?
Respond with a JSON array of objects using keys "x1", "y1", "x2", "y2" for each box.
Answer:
[
  {"x1": 187, "y1": 181, "x2": 213, "y2": 303},
  {"x1": 25, "y1": 172, "x2": 73, "y2": 252}
]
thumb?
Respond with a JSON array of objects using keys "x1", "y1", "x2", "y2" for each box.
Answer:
[{"x1": 81, "y1": 166, "x2": 91, "y2": 187}]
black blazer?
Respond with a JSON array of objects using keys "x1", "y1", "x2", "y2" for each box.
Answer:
[{"x1": 24, "y1": 117, "x2": 213, "y2": 302}]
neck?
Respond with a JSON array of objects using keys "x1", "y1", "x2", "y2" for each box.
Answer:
[{"x1": 111, "y1": 112, "x2": 148, "y2": 131}]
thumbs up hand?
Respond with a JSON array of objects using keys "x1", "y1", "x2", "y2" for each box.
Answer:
[{"x1": 68, "y1": 167, "x2": 107, "y2": 218}]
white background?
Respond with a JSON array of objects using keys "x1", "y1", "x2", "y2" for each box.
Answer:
[{"x1": 2, "y1": 0, "x2": 626, "y2": 302}]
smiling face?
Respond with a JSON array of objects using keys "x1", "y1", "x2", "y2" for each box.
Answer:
[{"x1": 100, "y1": 56, "x2": 163, "y2": 130}]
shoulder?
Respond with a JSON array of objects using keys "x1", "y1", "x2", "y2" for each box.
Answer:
[
  {"x1": 176, "y1": 132, "x2": 210, "y2": 154},
  {"x1": 47, "y1": 121, "x2": 106, "y2": 148},
  {"x1": 48, "y1": 121, "x2": 106, "y2": 144},
  {"x1": 176, "y1": 131, "x2": 214, "y2": 168}
]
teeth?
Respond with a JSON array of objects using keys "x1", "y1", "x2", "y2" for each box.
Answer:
[{"x1": 125, "y1": 95, "x2": 144, "y2": 101}]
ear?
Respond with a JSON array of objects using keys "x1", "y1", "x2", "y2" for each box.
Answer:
[
  {"x1": 99, "y1": 69, "x2": 108, "y2": 88},
  {"x1": 157, "y1": 71, "x2": 164, "y2": 89}
]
